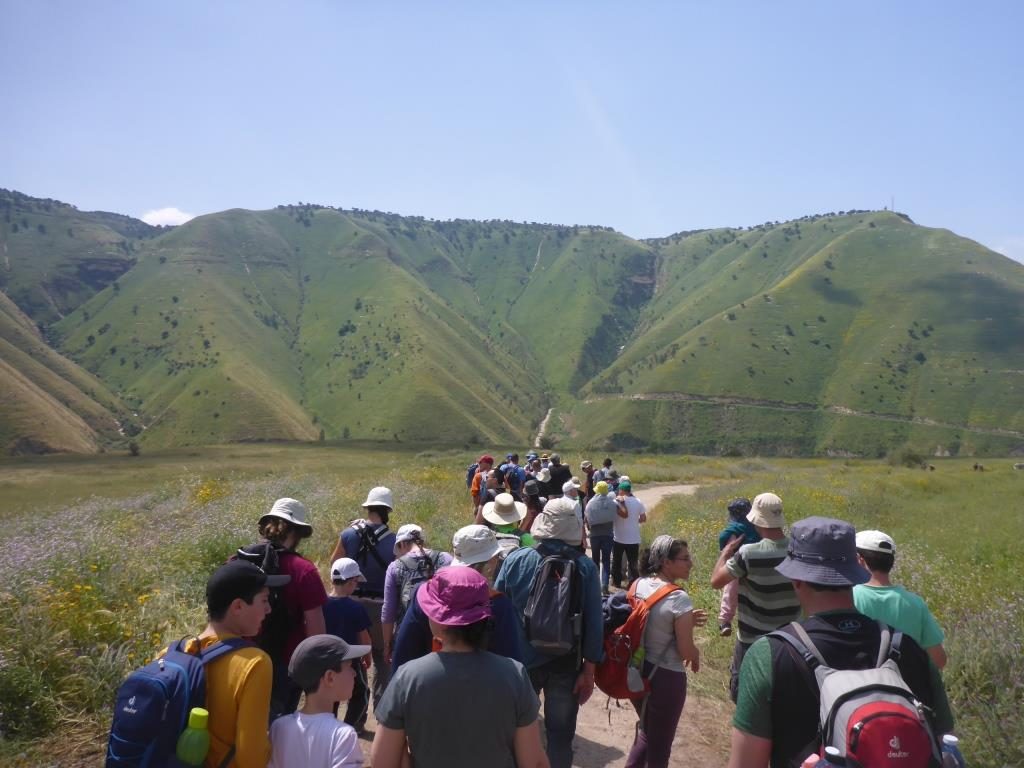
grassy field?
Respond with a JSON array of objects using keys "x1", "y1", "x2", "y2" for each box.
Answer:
[{"x1": 0, "y1": 446, "x2": 1021, "y2": 766}]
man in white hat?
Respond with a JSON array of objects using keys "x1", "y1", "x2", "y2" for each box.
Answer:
[
  {"x1": 328, "y1": 486, "x2": 397, "y2": 723},
  {"x1": 710, "y1": 492, "x2": 801, "y2": 703},
  {"x1": 496, "y1": 498, "x2": 604, "y2": 768},
  {"x1": 853, "y1": 529, "x2": 947, "y2": 669}
]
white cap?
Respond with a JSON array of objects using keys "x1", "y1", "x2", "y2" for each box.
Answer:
[
  {"x1": 856, "y1": 529, "x2": 896, "y2": 554},
  {"x1": 260, "y1": 498, "x2": 312, "y2": 533},
  {"x1": 562, "y1": 478, "x2": 582, "y2": 495},
  {"x1": 362, "y1": 486, "x2": 394, "y2": 510},
  {"x1": 330, "y1": 557, "x2": 367, "y2": 583},
  {"x1": 451, "y1": 525, "x2": 502, "y2": 566},
  {"x1": 394, "y1": 524, "x2": 423, "y2": 553}
]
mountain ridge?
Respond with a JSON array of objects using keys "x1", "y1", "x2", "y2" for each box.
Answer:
[{"x1": 2, "y1": 190, "x2": 1022, "y2": 456}]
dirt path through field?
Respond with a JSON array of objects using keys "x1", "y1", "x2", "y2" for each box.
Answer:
[{"x1": 358, "y1": 480, "x2": 732, "y2": 767}]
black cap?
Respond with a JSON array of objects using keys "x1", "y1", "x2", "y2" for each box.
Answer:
[
  {"x1": 289, "y1": 634, "x2": 370, "y2": 690},
  {"x1": 206, "y1": 560, "x2": 291, "y2": 614}
]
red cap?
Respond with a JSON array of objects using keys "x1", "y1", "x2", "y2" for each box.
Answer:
[{"x1": 479, "y1": 454, "x2": 494, "y2": 465}]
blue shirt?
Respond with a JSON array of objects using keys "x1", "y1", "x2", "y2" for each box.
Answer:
[
  {"x1": 340, "y1": 522, "x2": 396, "y2": 594},
  {"x1": 391, "y1": 583, "x2": 523, "y2": 673},
  {"x1": 495, "y1": 540, "x2": 604, "y2": 668},
  {"x1": 323, "y1": 596, "x2": 372, "y2": 645}
]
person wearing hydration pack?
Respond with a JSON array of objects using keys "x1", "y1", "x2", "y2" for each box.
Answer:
[
  {"x1": 381, "y1": 524, "x2": 453, "y2": 662},
  {"x1": 728, "y1": 517, "x2": 954, "y2": 768},
  {"x1": 238, "y1": 497, "x2": 327, "y2": 720},
  {"x1": 328, "y1": 486, "x2": 397, "y2": 724},
  {"x1": 495, "y1": 495, "x2": 604, "y2": 768}
]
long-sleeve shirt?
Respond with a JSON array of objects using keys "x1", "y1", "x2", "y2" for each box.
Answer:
[
  {"x1": 381, "y1": 549, "x2": 453, "y2": 624},
  {"x1": 495, "y1": 540, "x2": 604, "y2": 669}
]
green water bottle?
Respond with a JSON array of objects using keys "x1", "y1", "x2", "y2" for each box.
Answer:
[{"x1": 175, "y1": 707, "x2": 211, "y2": 766}]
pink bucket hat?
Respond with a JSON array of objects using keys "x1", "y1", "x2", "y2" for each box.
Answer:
[{"x1": 416, "y1": 567, "x2": 492, "y2": 626}]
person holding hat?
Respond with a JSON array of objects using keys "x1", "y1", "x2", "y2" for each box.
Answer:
[
  {"x1": 482, "y1": 492, "x2": 535, "y2": 554},
  {"x1": 716, "y1": 497, "x2": 761, "y2": 637},
  {"x1": 585, "y1": 480, "x2": 617, "y2": 595},
  {"x1": 612, "y1": 478, "x2": 647, "y2": 589},
  {"x1": 323, "y1": 558, "x2": 373, "y2": 730},
  {"x1": 167, "y1": 560, "x2": 290, "y2": 768},
  {"x1": 328, "y1": 486, "x2": 397, "y2": 725},
  {"x1": 269, "y1": 634, "x2": 370, "y2": 768},
  {"x1": 381, "y1": 524, "x2": 452, "y2": 663},
  {"x1": 853, "y1": 530, "x2": 947, "y2": 669},
  {"x1": 391, "y1": 524, "x2": 523, "y2": 673},
  {"x1": 496, "y1": 494, "x2": 604, "y2": 768},
  {"x1": 710, "y1": 491, "x2": 800, "y2": 703},
  {"x1": 236, "y1": 497, "x2": 328, "y2": 719},
  {"x1": 728, "y1": 517, "x2": 953, "y2": 768},
  {"x1": 372, "y1": 568, "x2": 547, "y2": 768}
]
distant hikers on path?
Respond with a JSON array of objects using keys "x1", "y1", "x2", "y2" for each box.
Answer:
[{"x1": 105, "y1": 449, "x2": 959, "y2": 768}]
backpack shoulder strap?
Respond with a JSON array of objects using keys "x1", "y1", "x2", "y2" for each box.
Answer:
[
  {"x1": 768, "y1": 622, "x2": 827, "y2": 670},
  {"x1": 355, "y1": 523, "x2": 388, "y2": 569},
  {"x1": 644, "y1": 582, "x2": 681, "y2": 609},
  {"x1": 875, "y1": 620, "x2": 898, "y2": 667},
  {"x1": 201, "y1": 636, "x2": 254, "y2": 665}
]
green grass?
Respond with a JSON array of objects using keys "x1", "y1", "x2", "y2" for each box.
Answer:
[{"x1": 0, "y1": 448, "x2": 1021, "y2": 766}]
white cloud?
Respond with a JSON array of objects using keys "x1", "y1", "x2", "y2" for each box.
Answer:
[
  {"x1": 990, "y1": 236, "x2": 1024, "y2": 265},
  {"x1": 140, "y1": 206, "x2": 196, "y2": 226}
]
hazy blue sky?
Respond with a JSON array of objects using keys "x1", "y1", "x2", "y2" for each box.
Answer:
[{"x1": 2, "y1": 2, "x2": 1022, "y2": 262}]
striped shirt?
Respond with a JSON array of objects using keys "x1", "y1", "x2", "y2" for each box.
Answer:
[{"x1": 726, "y1": 536, "x2": 800, "y2": 644}]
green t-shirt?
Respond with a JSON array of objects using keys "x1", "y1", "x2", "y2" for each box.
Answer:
[{"x1": 852, "y1": 584, "x2": 945, "y2": 649}]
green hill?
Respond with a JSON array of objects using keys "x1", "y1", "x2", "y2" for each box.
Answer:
[{"x1": 2, "y1": 192, "x2": 1021, "y2": 456}]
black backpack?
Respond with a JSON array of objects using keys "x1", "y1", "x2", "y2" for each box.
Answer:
[
  {"x1": 234, "y1": 542, "x2": 290, "y2": 659},
  {"x1": 350, "y1": 521, "x2": 390, "y2": 572},
  {"x1": 524, "y1": 553, "x2": 583, "y2": 658}
]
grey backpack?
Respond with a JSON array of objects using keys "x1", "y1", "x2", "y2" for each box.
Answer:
[
  {"x1": 524, "y1": 554, "x2": 583, "y2": 657},
  {"x1": 396, "y1": 551, "x2": 443, "y2": 622}
]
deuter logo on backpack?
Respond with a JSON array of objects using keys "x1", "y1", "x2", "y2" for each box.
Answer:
[{"x1": 770, "y1": 621, "x2": 942, "y2": 768}]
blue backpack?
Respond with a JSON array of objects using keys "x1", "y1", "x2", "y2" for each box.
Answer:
[
  {"x1": 106, "y1": 636, "x2": 252, "y2": 767},
  {"x1": 465, "y1": 462, "x2": 480, "y2": 488}
]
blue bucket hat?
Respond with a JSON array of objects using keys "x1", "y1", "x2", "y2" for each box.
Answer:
[{"x1": 775, "y1": 517, "x2": 870, "y2": 587}]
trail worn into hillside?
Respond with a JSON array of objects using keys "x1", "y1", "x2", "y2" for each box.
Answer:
[
  {"x1": 586, "y1": 392, "x2": 1024, "y2": 439},
  {"x1": 534, "y1": 407, "x2": 554, "y2": 447}
]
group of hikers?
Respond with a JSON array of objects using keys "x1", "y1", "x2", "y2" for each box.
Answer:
[{"x1": 106, "y1": 450, "x2": 958, "y2": 768}]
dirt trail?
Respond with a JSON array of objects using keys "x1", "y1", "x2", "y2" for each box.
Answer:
[
  {"x1": 533, "y1": 407, "x2": 554, "y2": 447},
  {"x1": 358, "y1": 481, "x2": 731, "y2": 767}
]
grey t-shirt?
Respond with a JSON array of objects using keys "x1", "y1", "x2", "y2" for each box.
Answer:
[
  {"x1": 375, "y1": 651, "x2": 540, "y2": 768},
  {"x1": 633, "y1": 576, "x2": 694, "y2": 672},
  {"x1": 585, "y1": 492, "x2": 618, "y2": 537}
]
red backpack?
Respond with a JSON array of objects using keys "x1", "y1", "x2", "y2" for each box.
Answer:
[
  {"x1": 595, "y1": 581, "x2": 679, "y2": 700},
  {"x1": 770, "y1": 621, "x2": 942, "y2": 768}
]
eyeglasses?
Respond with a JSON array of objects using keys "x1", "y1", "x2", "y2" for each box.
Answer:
[{"x1": 672, "y1": 556, "x2": 692, "y2": 563}]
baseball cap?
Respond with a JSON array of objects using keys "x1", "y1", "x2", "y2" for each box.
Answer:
[
  {"x1": 288, "y1": 634, "x2": 370, "y2": 691},
  {"x1": 394, "y1": 524, "x2": 423, "y2": 553},
  {"x1": 581, "y1": 460, "x2": 593, "y2": 471},
  {"x1": 451, "y1": 524, "x2": 503, "y2": 566},
  {"x1": 330, "y1": 557, "x2": 367, "y2": 583},
  {"x1": 618, "y1": 479, "x2": 632, "y2": 491},
  {"x1": 206, "y1": 560, "x2": 291, "y2": 614},
  {"x1": 775, "y1": 517, "x2": 870, "y2": 587},
  {"x1": 478, "y1": 454, "x2": 494, "y2": 465},
  {"x1": 562, "y1": 478, "x2": 582, "y2": 495},
  {"x1": 856, "y1": 530, "x2": 896, "y2": 554},
  {"x1": 747, "y1": 492, "x2": 785, "y2": 528},
  {"x1": 417, "y1": 567, "x2": 492, "y2": 626}
]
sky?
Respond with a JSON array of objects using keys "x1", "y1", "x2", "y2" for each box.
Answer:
[{"x1": 2, "y1": 2, "x2": 1022, "y2": 263}]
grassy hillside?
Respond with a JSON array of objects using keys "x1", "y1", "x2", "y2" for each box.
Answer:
[
  {"x1": 575, "y1": 211, "x2": 1024, "y2": 456},
  {"x1": 0, "y1": 189, "x2": 157, "y2": 325},
  {"x1": 3, "y1": 191, "x2": 1022, "y2": 456},
  {"x1": 0, "y1": 291, "x2": 136, "y2": 454}
]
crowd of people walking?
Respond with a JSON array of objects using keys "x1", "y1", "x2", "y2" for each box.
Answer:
[{"x1": 106, "y1": 450, "x2": 957, "y2": 768}]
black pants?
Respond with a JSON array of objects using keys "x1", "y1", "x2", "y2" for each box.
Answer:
[
  {"x1": 729, "y1": 639, "x2": 753, "y2": 703},
  {"x1": 612, "y1": 542, "x2": 639, "y2": 588}
]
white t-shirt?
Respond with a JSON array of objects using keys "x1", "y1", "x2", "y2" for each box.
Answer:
[
  {"x1": 632, "y1": 576, "x2": 694, "y2": 672},
  {"x1": 612, "y1": 495, "x2": 646, "y2": 545},
  {"x1": 269, "y1": 711, "x2": 363, "y2": 768}
]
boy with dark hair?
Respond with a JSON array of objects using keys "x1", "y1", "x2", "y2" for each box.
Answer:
[
  {"x1": 323, "y1": 558, "x2": 374, "y2": 730},
  {"x1": 197, "y1": 560, "x2": 290, "y2": 768},
  {"x1": 854, "y1": 530, "x2": 947, "y2": 669},
  {"x1": 268, "y1": 634, "x2": 370, "y2": 768}
]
